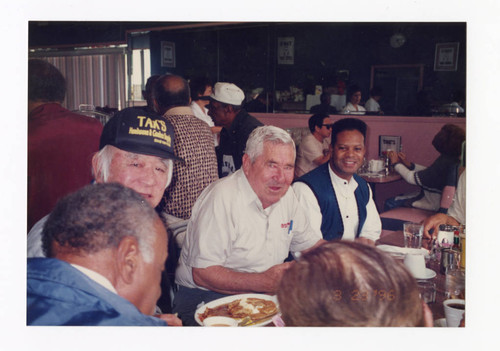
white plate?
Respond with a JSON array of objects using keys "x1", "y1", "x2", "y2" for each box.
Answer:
[
  {"x1": 434, "y1": 318, "x2": 447, "y2": 327},
  {"x1": 414, "y1": 268, "x2": 437, "y2": 280},
  {"x1": 194, "y1": 293, "x2": 279, "y2": 327},
  {"x1": 377, "y1": 245, "x2": 429, "y2": 258}
]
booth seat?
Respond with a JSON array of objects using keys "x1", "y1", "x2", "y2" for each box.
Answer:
[
  {"x1": 379, "y1": 165, "x2": 459, "y2": 238},
  {"x1": 285, "y1": 127, "x2": 310, "y2": 148}
]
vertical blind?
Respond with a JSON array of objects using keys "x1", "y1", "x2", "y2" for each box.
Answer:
[{"x1": 42, "y1": 52, "x2": 126, "y2": 112}]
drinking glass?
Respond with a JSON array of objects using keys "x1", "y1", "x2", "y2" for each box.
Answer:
[
  {"x1": 445, "y1": 267, "x2": 465, "y2": 299},
  {"x1": 417, "y1": 280, "x2": 436, "y2": 304},
  {"x1": 403, "y1": 222, "x2": 423, "y2": 249}
]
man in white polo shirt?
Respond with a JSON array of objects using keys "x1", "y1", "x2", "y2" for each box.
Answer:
[{"x1": 173, "y1": 126, "x2": 324, "y2": 326}]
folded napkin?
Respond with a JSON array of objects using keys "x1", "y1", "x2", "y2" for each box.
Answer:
[{"x1": 376, "y1": 245, "x2": 429, "y2": 257}]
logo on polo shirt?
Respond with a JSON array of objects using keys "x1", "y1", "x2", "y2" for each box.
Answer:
[{"x1": 281, "y1": 220, "x2": 293, "y2": 234}]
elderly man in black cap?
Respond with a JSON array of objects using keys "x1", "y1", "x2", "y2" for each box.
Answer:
[
  {"x1": 27, "y1": 107, "x2": 184, "y2": 314},
  {"x1": 28, "y1": 107, "x2": 183, "y2": 256},
  {"x1": 207, "y1": 82, "x2": 263, "y2": 177}
]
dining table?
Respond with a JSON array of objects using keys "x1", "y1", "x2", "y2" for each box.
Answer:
[
  {"x1": 376, "y1": 230, "x2": 465, "y2": 324},
  {"x1": 360, "y1": 170, "x2": 402, "y2": 185},
  {"x1": 359, "y1": 170, "x2": 402, "y2": 210}
]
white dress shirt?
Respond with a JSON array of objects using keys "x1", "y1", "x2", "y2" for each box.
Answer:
[
  {"x1": 71, "y1": 263, "x2": 118, "y2": 294},
  {"x1": 190, "y1": 101, "x2": 218, "y2": 146},
  {"x1": 364, "y1": 97, "x2": 381, "y2": 112},
  {"x1": 293, "y1": 164, "x2": 381, "y2": 242},
  {"x1": 175, "y1": 169, "x2": 321, "y2": 290}
]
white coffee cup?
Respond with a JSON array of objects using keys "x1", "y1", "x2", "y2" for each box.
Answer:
[
  {"x1": 369, "y1": 159, "x2": 384, "y2": 172},
  {"x1": 443, "y1": 299, "x2": 465, "y2": 327},
  {"x1": 404, "y1": 253, "x2": 426, "y2": 279}
]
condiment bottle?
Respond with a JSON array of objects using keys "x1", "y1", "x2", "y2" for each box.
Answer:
[{"x1": 453, "y1": 230, "x2": 460, "y2": 250}]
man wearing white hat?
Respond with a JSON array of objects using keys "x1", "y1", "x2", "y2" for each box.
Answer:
[{"x1": 207, "y1": 82, "x2": 263, "y2": 178}]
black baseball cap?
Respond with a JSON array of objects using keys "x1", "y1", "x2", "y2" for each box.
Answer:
[{"x1": 99, "y1": 107, "x2": 183, "y2": 163}]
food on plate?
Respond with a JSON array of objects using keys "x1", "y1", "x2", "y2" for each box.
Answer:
[{"x1": 198, "y1": 297, "x2": 278, "y2": 322}]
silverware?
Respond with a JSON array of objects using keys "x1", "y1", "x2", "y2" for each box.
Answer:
[{"x1": 237, "y1": 312, "x2": 277, "y2": 327}]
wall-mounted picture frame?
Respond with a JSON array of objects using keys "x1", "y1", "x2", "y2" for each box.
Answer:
[
  {"x1": 277, "y1": 37, "x2": 294, "y2": 65},
  {"x1": 434, "y1": 42, "x2": 459, "y2": 71},
  {"x1": 161, "y1": 41, "x2": 176, "y2": 68},
  {"x1": 379, "y1": 135, "x2": 401, "y2": 157}
]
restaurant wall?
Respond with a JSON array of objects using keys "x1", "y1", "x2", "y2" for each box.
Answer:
[
  {"x1": 148, "y1": 24, "x2": 273, "y2": 93},
  {"x1": 29, "y1": 22, "x2": 466, "y2": 115},
  {"x1": 253, "y1": 113, "x2": 466, "y2": 209},
  {"x1": 254, "y1": 113, "x2": 465, "y2": 165},
  {"x1": 148, "y1": 22, "x2": 466, "y2": 114}
]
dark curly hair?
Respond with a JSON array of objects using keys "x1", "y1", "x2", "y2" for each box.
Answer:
[
  {"x1": 331, "y1": 117, "x2": 367, "y2": 146},
  {"x1": 28, "y1": 59, "x2": 66, "y2": 103},
  {"x1": 189, "y1": 77, "x2": 212, "y2": 100},
  {"x1": 308, "y1": 113, "x2": 329, "y2": 133},
  {"x1": 432, "y1": 124, "x2": 466, "y2": 157},
  {"x1": 42, "y1": 183, "x2": 159, "y2": 260},
  {"x1": 347, "y1": 84, "x2": 362, "y2": 100}
]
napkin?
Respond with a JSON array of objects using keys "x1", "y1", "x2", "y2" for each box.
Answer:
[{"x1": 376, "y1": 245, "x2": 429, "y2": 257}]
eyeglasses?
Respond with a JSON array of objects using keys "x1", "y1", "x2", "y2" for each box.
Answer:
[{"x1": 322, "y1": 124, "x2": 333, "y2": 130}]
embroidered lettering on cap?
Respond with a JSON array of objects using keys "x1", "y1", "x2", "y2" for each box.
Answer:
[{"x1": 137, "y1": 115, "x2": 167, "y2": 132}]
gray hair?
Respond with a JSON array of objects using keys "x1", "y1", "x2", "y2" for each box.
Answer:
[
  {"x1": 244, "y1": 125, "x2": 295, "y2": 162},
  {"x1": 93, "y1": 145, "x2": 173, "y2": 189},
  {"x1": 42, "y1": 183, "x2": 160, "y2": 262}
]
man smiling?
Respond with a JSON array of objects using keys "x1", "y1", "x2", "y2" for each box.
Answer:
[
  {"x1": 173, "y1": 126, "x2": 323, "y2": 326},
  {"x1": 293, "y1": 118, "x2": 381, "y2": 244},
  {"x1": 27, "y1": 107, "x2": 183, "y2": 257}
]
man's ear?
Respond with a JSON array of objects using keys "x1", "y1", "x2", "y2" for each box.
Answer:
[
  {"x1": 242, "y1": 153, "x2": 251, "y2": 174},
  {"x1": 116, "y1": 237, "x2": 140, "y2": 285}
]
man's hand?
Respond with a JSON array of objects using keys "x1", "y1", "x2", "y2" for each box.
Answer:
[
  {"x1": 387, "y1": 150, "x2": 399, "y2": 164},
  {"x1": 422, "y1": 213, "x2": 448, "y2": 239},
  {"x1": 260, "y1": 262, "x2": 295, "y2": 294},
  {"x1": 157, "y1": 313, "x2": 183, "y2": 326},
  {"x1": 398, "y1": 152, "x2": 412, "y2": 168}
]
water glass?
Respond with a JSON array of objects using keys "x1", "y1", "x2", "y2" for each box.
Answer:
[
  {"x1": 417, "y1": 280, "x2": 436, "y2": 304},
  {"x1": 445, "y1": 268, "x2": 465, "y2": 299},
  {"x1": 403, "y1": 222, "x2": 423, "y2": 249}
]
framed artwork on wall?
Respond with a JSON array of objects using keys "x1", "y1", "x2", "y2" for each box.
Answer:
[
  {"x1": 161, "y1": 41, "x2": 176, "y2": 68},
  {"x1": 434, "y1": 42, "x2": 459, "y2": 71},
  {"x1": 277, "y1": 37, "x2": 294, "y2": 65},
  {"x1": 379, "y1": 135, "x2": 401, "y2": 157}
]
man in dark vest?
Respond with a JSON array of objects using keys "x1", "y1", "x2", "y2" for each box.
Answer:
[{"x1": 293, "y1": 118, "x2": 381, "y2": 245}]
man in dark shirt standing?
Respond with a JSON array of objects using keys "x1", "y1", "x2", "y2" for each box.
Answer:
[{"x1": 207, "y1": 82, "x2": 263, "y2": 177}]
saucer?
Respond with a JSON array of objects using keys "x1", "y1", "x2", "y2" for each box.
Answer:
[{"x1": 414, "y1": 268, "x2": 436, "y2": 280}]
